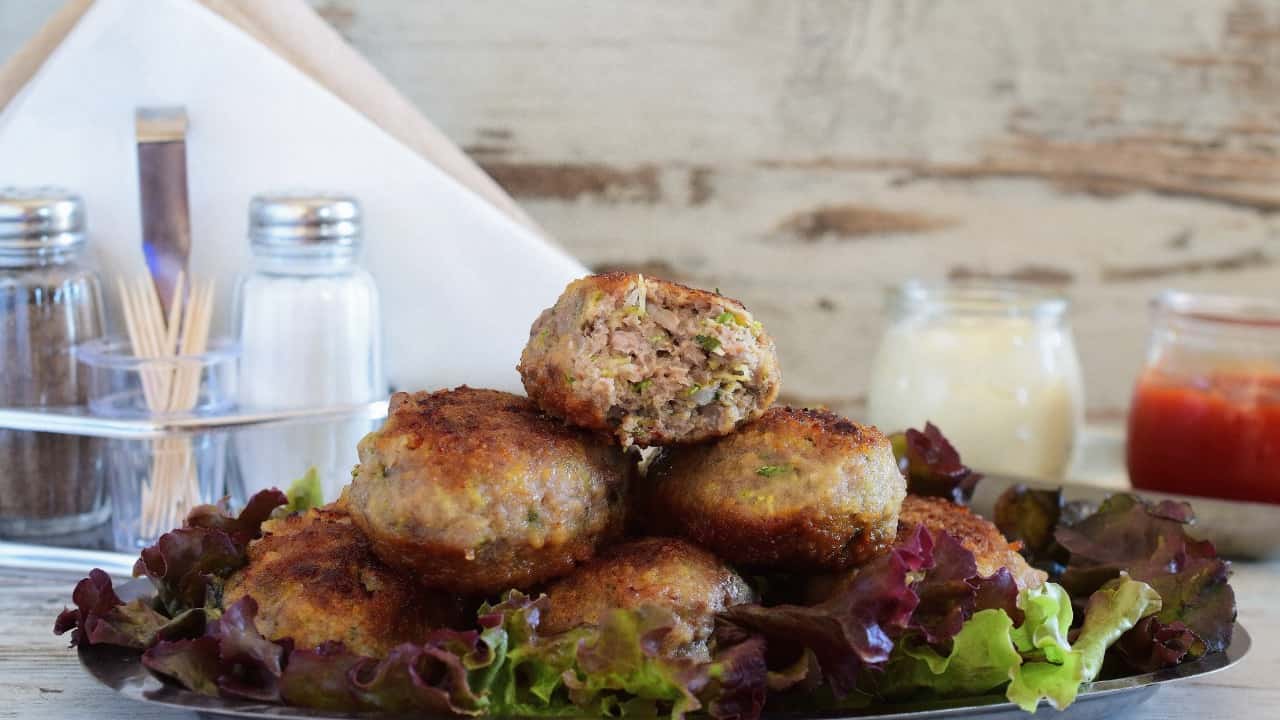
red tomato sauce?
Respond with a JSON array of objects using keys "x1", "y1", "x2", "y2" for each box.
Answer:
[{"x1": 1127, "y1": 371, "x2": 1280, "y2": 504}]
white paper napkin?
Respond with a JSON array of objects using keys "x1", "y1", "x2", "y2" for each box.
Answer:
[{"x1": 0, "y1": 0, "x2": 585, "y2": 394}]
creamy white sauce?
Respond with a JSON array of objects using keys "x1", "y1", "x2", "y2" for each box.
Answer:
[{"x1": 867, "y1": 315, "x2": 1084, "y2": 480}]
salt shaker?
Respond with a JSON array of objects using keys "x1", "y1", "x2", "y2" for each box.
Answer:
[
  {"x1": 0, "y1": 188, "x2": 108, "y2": 536},
  {"x1": 233, "y1": 192, "x2": 385, "y2": 500}
]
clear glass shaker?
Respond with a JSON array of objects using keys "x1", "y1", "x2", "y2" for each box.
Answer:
[
  {"x1": 866, "y1": 280, "x2": 1085, "y2": 480},
  {"x1": 0, "y1": 188, "x2": 108, "y2": 535},
  {"x1": 233, "y1": 192, "x2": 385, "y2": 501}
]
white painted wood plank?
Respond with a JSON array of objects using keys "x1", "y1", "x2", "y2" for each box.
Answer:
[
  {"x1": 306, "y1": 0, "x2": 1280, "y2": 414},
  {"x1": 0, "y1": 0, "x2": 1277, "y2": 418}
]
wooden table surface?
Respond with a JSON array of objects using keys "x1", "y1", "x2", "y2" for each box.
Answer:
[{"x1": 0, "y1": 562, "x2": 1273, "y2": 720}]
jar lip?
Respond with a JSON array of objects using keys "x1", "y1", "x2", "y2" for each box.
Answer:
[
  {"x1": 75, "y1": 336, "x2": 240, "y2": 367},
  {"x1": 1154, "y1": 290, "x2": 1280, "y2": 328},
  {"x1": 249, "y1": 242, "x2": 359, "y2": 259},
  {"x1": 889, "y1": 279, "x2": 1069, "y2": 318}
]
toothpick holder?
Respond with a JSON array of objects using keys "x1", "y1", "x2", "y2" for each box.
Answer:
[{"x1": 75, "y1": 337, "x2": 238, "y2": 550}]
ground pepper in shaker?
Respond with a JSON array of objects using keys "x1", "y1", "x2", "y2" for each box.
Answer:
[
  {"x1": 233, "y1": 192, "x2": 385, "y2": 501},
  {"x1": 0, "y1": 187, "x2": 108, "y2": 536}
]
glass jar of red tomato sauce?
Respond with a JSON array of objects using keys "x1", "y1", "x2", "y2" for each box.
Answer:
[{"x1": 1127, "y1": 290, "x2": 1280, "y2": 503}]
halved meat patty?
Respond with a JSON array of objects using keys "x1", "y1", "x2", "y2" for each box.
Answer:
[{"x1": 518, "y1": 273, "x2": 781, "y2": 447}]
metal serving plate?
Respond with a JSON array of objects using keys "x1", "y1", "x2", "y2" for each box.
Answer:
[
  {"x1": 77, "y1": 581, "x2": 1252, "y2": 720},
  {"x1": 972, "y1": 475, "x2": 1280, "y2": 561}
]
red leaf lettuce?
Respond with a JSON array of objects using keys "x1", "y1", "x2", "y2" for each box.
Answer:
[
  {"x1": 134, "y1": 489, "x2": 288, "y2": 615},
  {"x1": 889, "y1": 423, "x2": 982, "y2": 504},
  {"x1": 1055, "y1": 493, "x2": 1236, "y2": 667}
]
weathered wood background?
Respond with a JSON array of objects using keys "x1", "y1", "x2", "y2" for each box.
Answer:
[{"x1": 4, "y1": 0, "x2": 1279, "y2": 417}]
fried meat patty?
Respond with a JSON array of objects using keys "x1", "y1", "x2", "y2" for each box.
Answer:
[
  {"x1": 540, "y1": 537, "x2": 754, "y2": 660},
  {"x1": 222, "y1": 507, "x2": 460, "y2": 657},
  {"x1": 897, "y1": 494, "x2": 1047, "y2": 589},
  {"x1": 641, "y1": 407, "x2": 906, "y2": 572},
  {"x1": 518, "y1": 273, "x2": 781, "y2": 447},
  {"x1": 343, "y1": 387, "x2": 634, "y2": 595}
]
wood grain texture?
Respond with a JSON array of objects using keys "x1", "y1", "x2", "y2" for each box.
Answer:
[
  {"x1": 254, "y1": 0, "x2": 1280, "y2": 417},
  {"x1": 2, "y1": 560, "x2": 1273, "y2": 719},
  {"x1": 2, "y1": 0, "x2": 1279, "y2": 418}
]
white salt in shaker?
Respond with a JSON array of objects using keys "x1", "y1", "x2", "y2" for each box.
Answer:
[{"x1": 233, "y1": 192, "x2": 385, "y2": 500}]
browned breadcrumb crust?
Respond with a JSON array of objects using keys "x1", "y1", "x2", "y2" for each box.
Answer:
[
  {"x1": 897, "y1": 494, "x2": 1048, "y2": 589},
  {"x1": 740, "y1": 405, "x2": 881, "y2": 451},
  {"x1": 368, "y1": 387, "x2": 615, "y2": 489},
  {"x1": 638, "y1": 406, "x2": 905, "y2": 573},
  {"x1": 540, "y1": 537, "x2": 753, "y2": 660},
  {"x1": 588, "y1": 272, "x2": 750, "y2": 312},
  {"x1": 344, "y1": 387, "x2": 634, "y2": 595},
  {"x1": 223, "y1": 507, "x2": 462, "y2": 657},
  {"x1": 645, "y1": 494, "x2": 896, "y2": 573}
]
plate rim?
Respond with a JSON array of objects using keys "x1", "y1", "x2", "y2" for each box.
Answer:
[{"x1": 76, "y1": 616, "x2": 1252, "y2": 720}]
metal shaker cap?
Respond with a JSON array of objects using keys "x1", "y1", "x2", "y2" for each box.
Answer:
[
  {"x1": 249, "y1": 192, "x2": 361, "y2": 251},
  {"x1": 0, "y1": 187, "x2": 86, "y2": 259}
]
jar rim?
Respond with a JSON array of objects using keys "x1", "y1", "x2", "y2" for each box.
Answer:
[
  {"x1": 1153, "y1": 290, "x2": 1280, "y2": 329},
  {"x1": 75, "y1": 336, "x2": 240, "y2": 368},
  {"x1": 888, "y1": 279, "x2": 1069, "y2": 318}
]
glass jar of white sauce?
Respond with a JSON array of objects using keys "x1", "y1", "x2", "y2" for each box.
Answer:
[
  {"x1": 232, "y1": 193, "x2": 385, "y2": 501},
  {"x1": 866, "y1": 281, "x2": 1085, "y2": 480}
]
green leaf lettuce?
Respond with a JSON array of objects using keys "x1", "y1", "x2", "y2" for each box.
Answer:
[
  {"x1": 878, "y1": 576, "x2": 1162, "y2": 713},
  {"x1": 1007, "y1": 574, "x2": 1161, "y2": 712},
  {"x1": 883, "y1": 609, "x2": 1021, "y2": 696},
  {"x1": 284, "y1": 467, "x2": 324, "y2": 514}
]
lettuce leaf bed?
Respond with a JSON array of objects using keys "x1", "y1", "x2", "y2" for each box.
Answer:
[
  {"x1": 56, "y1": 481, "x2": 1237, "y2": 719},
  {"x1": 888, "y1": 423, "x2": 981, "y2": 505}
]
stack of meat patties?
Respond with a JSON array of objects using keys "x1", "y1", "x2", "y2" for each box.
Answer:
[{"x1": 226, "y1": 272, "x2": 1044, "y2": 661}]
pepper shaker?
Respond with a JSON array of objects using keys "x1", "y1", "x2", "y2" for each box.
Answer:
[{"x1": 0, "y1": 188, "x2": 108, "y2": 536}]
